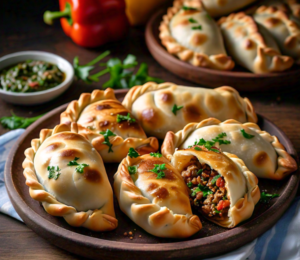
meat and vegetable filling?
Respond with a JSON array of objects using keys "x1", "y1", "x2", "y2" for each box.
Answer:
[{"x1": 181, "y1": 157, "x2": 230, "y2": 219}]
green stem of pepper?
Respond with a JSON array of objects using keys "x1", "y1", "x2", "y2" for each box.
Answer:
[{"x1": 43, "y1": 2, "x2": 73, "y2": 26}]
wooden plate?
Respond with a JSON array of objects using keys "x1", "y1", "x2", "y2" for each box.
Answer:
[
  {"x1": 5, "y1": 89, "x2": 299, "y2": 259},
  {"x1": 145, "y1": 9, "x2": 300, "y2": 92}
]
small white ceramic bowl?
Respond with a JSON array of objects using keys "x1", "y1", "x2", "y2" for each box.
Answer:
[{"x1": 0, "y1": 51, "x2": 74, "y2": 105}]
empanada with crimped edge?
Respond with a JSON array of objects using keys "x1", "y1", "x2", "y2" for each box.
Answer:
[
  {"x1": 113, "y1": 153, "x2": 202, "y2": 238},
  {"x1": 122, "y1": 82, "x2": 257, "y2": 139},
  {"x1": 22, "y1": 123, "x2": 118, "y2": 231},
  {"x1": 171, "y1": 147, "x2": 260, "y2": 228},
  {"x1": 218, "y1": 12, "x2": 294, "y2": 73},
  {"x1": 60, "y1": 88, "x2": 158, "y2": 162},
  {"x1": 162, "y1": 118, "x2": 298, "y2": 180},
  {"x1": 254, "y1": 6, "x2": 300, "y2": 61},
  {"x1": 159, "y1": 0, "x2": 234, "y2": 70}
]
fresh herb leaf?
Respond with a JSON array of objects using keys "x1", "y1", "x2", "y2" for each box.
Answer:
[
  {"x1": 67, "y1": 157, "x2": 80, "y2": 166},
  {"x1": 210, "y1": 148, "x2": 220, "y2": 153},
  {"x1": 47, "y1": 166, "x2": 61, "y2": 180},
  {"x1": 187, "y1": 182, "x2": 193, "y2": 188},
  {"x1": 150, "y1": 164, "x2": 167, "y2": 179},
  {"x1": 241, "y1": 129, "x2": 255, "y2": 139},
  {"x1": 197, "y1": 169, "x2": 203, "y2": 175},
  {"x1": 172, "y1": 104, "x2": 183, "y2": 115},
  {"x1": 117, "y1": 113, "x2": 136, "y2": 123},
  {"x1": 75, "y1": 163, "x2": 89, "y2": 173},
  {"x1": 100, "y1": 129, "x2": 116, "y2": 153},
  {"x1": 193, "y1": 133, "x2": 230, "y2": 152},
  {"x1": 128, "y1": 148, "x2": 139, "y2": 158},
  {"x1": 194, "y1": 147, "x2": 202, "y2": 151},
  {"x1": 215, "y1": 209, "x2": 221, "y2": 214},
  {"x1": 0, "y1": 112, "x2": 43, "y2": 130},
  {"x1": 192, "y1": 25, "x2": 202, "y2": 30},
  {"x1": 188, "y1": 18, "x2": 198, "y2": 23},
  {"x1": 192, "y1": 184, "x2": 213, "y2": 197},
  {"x1": 188, "y1": 145, "x2": 192, "y2": 148},
  {"x1": 211, "y1": 175, "x2": 221, "y2": 185},
  {"x1": 150, "y1": 152, "x2": 162, "y2": 158},
  {"x1": 182, "y1": 6, "x2": 198, "y2": 11},
  {"x1": 223, "y1": 196, "x2": 227, "y2": 200},
  {"x1": 128, "y1": 165, "x2": 138, "y2": 175},
  {"x1": 260, "y1": 192, "x2": 280, "y2": 203}
]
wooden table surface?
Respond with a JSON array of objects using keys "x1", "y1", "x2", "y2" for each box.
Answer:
[{"x1": 1, "y1": 1, "x2": 300, "y2": 259}]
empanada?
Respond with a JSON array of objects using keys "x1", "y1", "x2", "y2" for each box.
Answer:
[
  {"x1": 159, "y1": 0, "x2": 234, "y2": 70},
  {"x1": 218, "y1": 12, "x2": 294, "y2": 73},
  {"x1": 22, "y1": 123, "x2": 118, "y2": 231},
  {"x1": 122, "y1": 82, "x2": 257, "y2": 139},
  {"x1": 113, "y1": 152, "x2": 202, "y2": 238},
  {"x1": 60, "y1": 88, "x2": 158, "y2": 162},
  {"x1": 162, "y1": 118, "x2": 298, "y2": 180},
  {"x1": 202, "y1": 0, "x2": 258, "y2": 17},
  {"x1": 254, "y1": 6, "x2": 300, "y2": 61},
  {"x1": 171, "y1": 146, "x2": 260, "y2": 228}
]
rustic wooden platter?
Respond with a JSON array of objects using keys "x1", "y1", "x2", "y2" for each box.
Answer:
[
  {"x1": 5, "y1": 89, "x2": 299, "y2": 259},
  {"x1": 145, "y1": 9, "x2": 300, "y2": 92}
]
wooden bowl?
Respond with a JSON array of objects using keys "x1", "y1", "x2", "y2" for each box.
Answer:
[
  {"x1": 5, "y1": 90, "x2": 300, "y2": 259},
  {"x1": 145, "y1": 9, "x2": 300, "y2": 92}
]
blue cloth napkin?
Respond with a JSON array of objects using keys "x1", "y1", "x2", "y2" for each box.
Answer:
[{"x1": 0, "y1": 130, "x2": 299, "y2": 260}]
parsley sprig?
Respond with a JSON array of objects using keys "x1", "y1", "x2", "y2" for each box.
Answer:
[
  {"x1": 150, "y1": 152, "x2": 162, "y2": 158},
  {"x1": 260, "y1": 192, "x2": 279, "y2": 203},
  {"x1": 182, "y1": 6, "x2": 198, "y2": 11},
  {"x1": 194, "y1": 132, "x2": 230, "y2": 152},
  {"x1": 0, "y1": 112, "x2": 43, "y2": 130},
  {"x1": 128, "y1": 166, "x2": 138, "y2": 175},
  {"x1": 117, "y1": 113, "x2": 136, "y2": 123},
  {"x1": 241, "y1": 129, "x2": 255, "y2": 139},
  {"x1": 191, "y1": 184, "x2": 213, "y2": 197},
  {"x1": 47, "y1": 166, "x2": 61, "y2": 180},
  {"x1": 150, "y1": 164, "x2": 167, "y2": 179},
  {"x1": 172, "y1": 104, "x2": 183, "y2": 115},
  {"x1": 188, "y1": 18, "x2": 197, "y2": 23},
  {"x1": 67, "y1": 157, "x2": 89, "y2": 173},
  {"x1": 100, "y1": 129, "x2": 116, "y2": 153},
  {"x1": 211, "y1": 175, "x2": 221, "y2": 185},
  {"x1": 192, "y1": 25, "x2": 202, "y2": 30},
  {"x1": 128, "y1": 148, "x2": 139, "y2": 158}
]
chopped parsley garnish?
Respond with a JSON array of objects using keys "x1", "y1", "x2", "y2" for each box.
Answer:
[
  {"x1": 128, "y1": 147, "x2": 139, "y2": 158},
  {"x1": 187, "y1": 182, "x2": 193, "y2": 188},
  {"x1": 150, "y1": 152, "x2": 162, "y2": 158},
  {"x1": 197, "y1": 169, "x2": 203, "y2": 175},
  {"x1": 188, "y1": 18, "x2": 197, "y2": 23},
  {"x1": 192, "y1": 25, "x2": 202, "y2": 30},
  {"x1": 128, "y1": 166, "x2": 138, "y2": 175},
  {"x1": 240, "y1": 129, "x2": 255, "y2": 139},
  {"x1": 67, "y1": 157, "x2": 89, "y2": 173},
  {"x1": 47, "y1": 166, "x2": 61, "y2": 180},
  {"x1": 193, "y1": 132, "x2": 230, "y2": 152},
  {"x1": 260, "y1": 192, "x2": 280, "y2": 203},
  {"x1": 182, "y1": 6, "x2": 198, "y2": 11},
  {"x1": 215, "y1": 209, "x2": 221, "y2": 214},
  {"x1": 150, "y1": 164, "x2": 167, "y2": 179},
  {"x1": 100, "y1": 129, "x2": 116, "y2": 153},
  {"x1": 194, "y1": 146, "x2": 202, "y2": 151},
  {"x1": 172, "y1": 104, "x2": 183, "y2": 115},
  {"x1": 223, "y1": 196, "x2": 227, "y2": 200},
  {"x1": 116, "y1": 113, "x2": 136, "y2": 123},
  {"x1": 211, "y1": 175, "x2": 221, "y2": 185},
  {"x1": 191, "y1": 184, "x2": 213, "y2": 197}
]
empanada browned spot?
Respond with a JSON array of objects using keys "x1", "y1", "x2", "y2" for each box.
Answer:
[
  {"x1": 60, "y1": 88, "x2": 158, "y2": 162},
  {"x1": 218, "y1": 12, "x2": 294, "y2": 73},
  {"x1": 159, "y1": 0, "x2": 234, "y2": 70},
  {"x1": 254, "y1": 6, "x2": 300, "y2": 61},
  {"x1": 171, "y1": 146, "x2": 260, "y2": 228},
  {"x1": 122, "y1": 82, "x2": 257, "y2": 139},
  {"x1": 202, "y1": 0, "x2": 258, "y2": 17},
  {"x1": 162, "y1": 118, "x2": 298, "y2": 180},
  {"x1": 113, "y1": 153, "x2": 202, "y2": 238},
  {"x1": 22, "y1": 123, "x2": 118, "y2": 231}
]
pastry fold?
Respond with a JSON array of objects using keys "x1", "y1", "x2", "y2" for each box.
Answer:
[
  {"x1": 113, "y1": 154, "x2": 202, "y2": 238},
  {"x1": 159, "y1": 0, "x2": 234, "y2": 70},
  {"x1": 171, "y1": 147, "x2": 260, "y2": 228},
  {"x1": 60, "y1": 88, "x2": 158, "y2": 162},
  {"x1": 162, "y1": 118, "x2": 298, "y2": 180},
  {"x1": 218, "y1": 12, "x2": 294, "y2": 73},
  {"x1": 22, "y1": 123, "x2": 118, "y2": 231},
  {"x1": 122, "y1": 82, "x2": 257, "y2": 139}
]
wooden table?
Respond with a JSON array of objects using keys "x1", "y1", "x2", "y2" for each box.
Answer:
[{"x1": 1, "y1": 1, "x2": 300, "y2": 259}]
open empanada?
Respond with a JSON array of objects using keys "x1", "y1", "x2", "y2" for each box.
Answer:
[
  {"x1": 60, "y1": 88, "x2": 158, "y2": 162},
  {"x1": 218, "y1": 12, "x2": 294, "y2": 73},
  {"x1": 162, "y1": 118, "x2": 298, "y2": 180},
  {"x1": 254, "y1": 6, "x2": 300, "y2": 61},
  {"x1": 159, "y1": 0, "x2": 234, "y2": 70},
  {"x1": 113, "y1": 153, "x2": 202, "y2": 238},
  {"x1": 171, "y1": 146, "x2": 260, "y2": 228},
  {"x1": 122, "y1": 82, "x2": 257, "y2": 139},
  {"x1": 22, "y1": 123, "x2": 118, "y2": 231}
]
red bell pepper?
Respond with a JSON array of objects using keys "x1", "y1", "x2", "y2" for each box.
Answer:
[{"x1": 44, "y1": 0, "x2": 129, "y2": 48}]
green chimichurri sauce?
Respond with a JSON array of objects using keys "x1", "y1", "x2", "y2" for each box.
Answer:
[{"x1": 0, "y1": 60, "x2": 65, "y2": 93}]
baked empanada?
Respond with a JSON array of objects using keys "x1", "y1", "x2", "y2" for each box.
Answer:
[
  {"x1": 218, "y1": 12, "x2": 294, "y2": 73},
  {"x1": 162, "y1": 118, "x2": 298, "y2": 180},
  {"x1": 254, "y1": 6, "x2": 300, "y2": 61},
  {"x1": 22, "y1": 123, "x2": 118, "y2": 231},
  {"x1": 171, "y1": 146, "x2": 260, "y2": 228},
  {"x1": 60, "y1": 88, "x2": 158, "y2": 162},
  {"x1": 159, "y1": 0, "x2": 234, "y2": 70},
  {"x1": 202, "y1": 0, "x2": 258, "y2": 17},
  {"x1": 122, "y1": 82, "x2": 257, "y2": 139},
  {"x1": 113, "y1": 152, "x2": 202, "y2": 238}
]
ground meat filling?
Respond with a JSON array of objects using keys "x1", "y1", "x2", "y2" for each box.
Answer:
[{"x1": 181, "y1": 157, "x2": 230, "y2": 219}]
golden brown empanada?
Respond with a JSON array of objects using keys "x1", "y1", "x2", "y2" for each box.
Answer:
[
  {"x1": 122, "y1": 82, "x2": 257, "y2": 139},
  {"x1": 113, "y1": 153, "x2": 202, "y2": 238},
  {"x1": 159, "y1": 0, "x2": 234, "y2": 70},
  {"x1": 171, "y1": 146, "x2": 260, "y2": 228},
  {"x1": 162, "y1": 118, "x2": 298, "y2": 180},
  {"x1": 22, "y1": 123, "x2": 118, "y2": 231},
  {"x1": 218, "y1": 12, "x2": 294, "y2": 73},
  {"x1": 60, "y1": 88, "x2": 158, "y2": 162}
]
